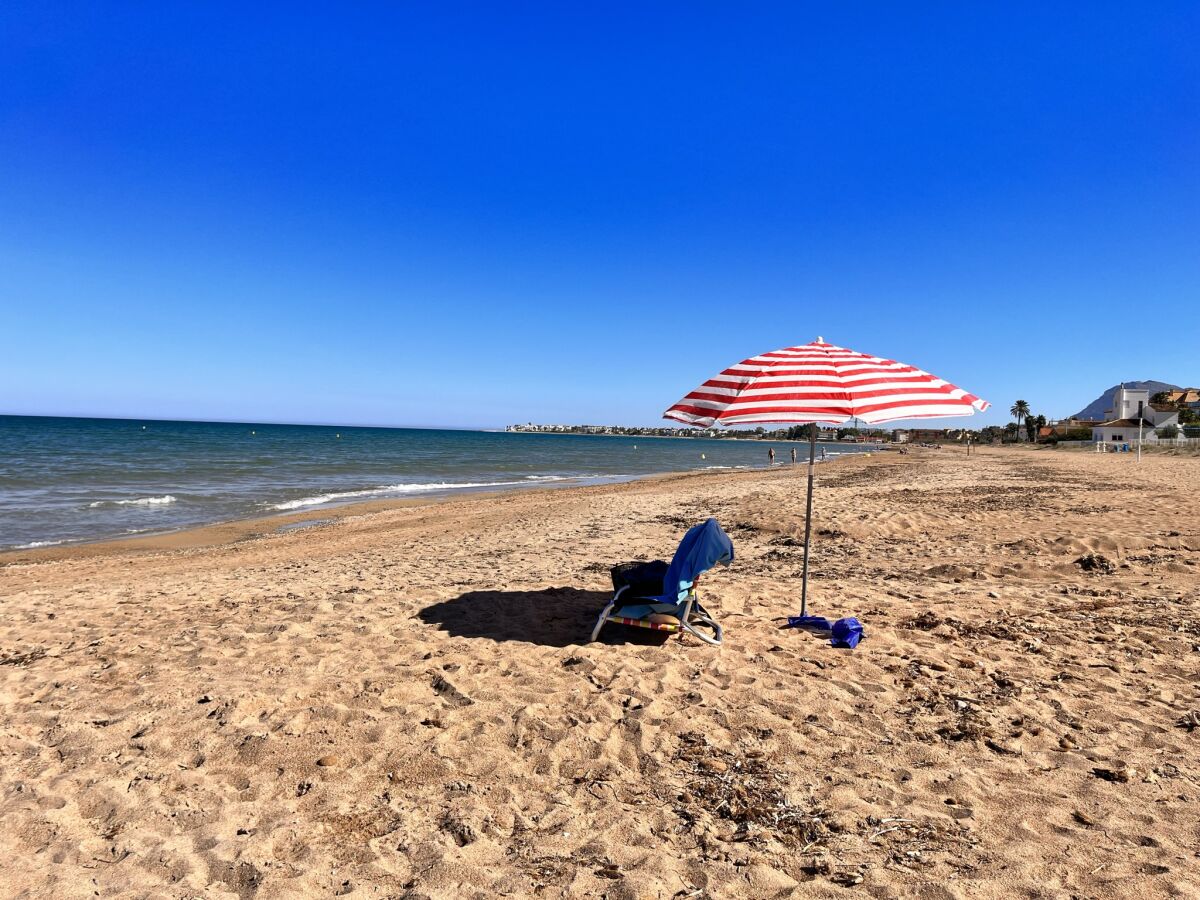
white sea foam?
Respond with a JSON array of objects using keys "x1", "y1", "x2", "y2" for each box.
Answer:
[
  {"x1": 14, "y1": 539, "x2": 66, "y2": 549},
  {"x1": 88, "y1": 495, "x2": 177, "y2": 508},
  {"x1": 272, "y1": 480, "x2": 550, "y2": 511}
]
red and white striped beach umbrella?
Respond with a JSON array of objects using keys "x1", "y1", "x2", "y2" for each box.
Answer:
[
  {"x1": 664, "y1": 337, "x2": 989, "y2": 427},
  {"x1": 664, "y1": 337, "x2": 988, "y2": 618}
]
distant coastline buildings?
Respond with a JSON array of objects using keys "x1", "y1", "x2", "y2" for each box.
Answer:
[
  {"x1": 504, "y1": 423, "x2": 887, "y2": 441},
  {"x1": 506, "y1": 382, "x2": 1200, "y2": 447},
  {"x1": 505, "y1": 423, "x2": 1002, "y2": 445},
  {"x1": 505, "y1": 423, "x2": 722, "y2": 437}
]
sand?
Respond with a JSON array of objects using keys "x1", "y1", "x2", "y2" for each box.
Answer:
[{"x1": 1, "y1": 448, "x2": 1198, "y2": 898}]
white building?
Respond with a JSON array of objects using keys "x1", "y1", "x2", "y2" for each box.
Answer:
[{"x1": 1091, "y1": 385, "x2": 1179, "y2": 443}]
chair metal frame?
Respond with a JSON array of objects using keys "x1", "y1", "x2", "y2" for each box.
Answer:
[{"x1": 589, "y1": 578, "x2": 723, "y2": 646}]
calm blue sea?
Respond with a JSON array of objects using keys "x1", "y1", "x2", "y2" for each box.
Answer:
[{"x1": 0, "y1": 416, "x2": 876, "y2": 550}]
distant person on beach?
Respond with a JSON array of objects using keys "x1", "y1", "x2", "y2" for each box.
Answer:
[
  {"x1": 768, "y1": 447, "x2": 775, "y2": 466},
  {"x1": 791, "y1": 447, "x2": 797, "y2": 465}
]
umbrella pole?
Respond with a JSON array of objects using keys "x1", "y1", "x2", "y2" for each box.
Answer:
[{"x1": 800, "y1": 424, "x2": 817, "y2": 616}]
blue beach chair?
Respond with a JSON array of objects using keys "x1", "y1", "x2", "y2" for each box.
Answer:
[{"x1": 589, "y1": 518, "x2": 733, "y2": 646}]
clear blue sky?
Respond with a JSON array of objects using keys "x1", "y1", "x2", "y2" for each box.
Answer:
[{"x1": 2, "y1": 3, "x2": 1197, "y2": 429}]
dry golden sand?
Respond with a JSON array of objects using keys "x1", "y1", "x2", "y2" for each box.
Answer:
[{"x1": 2, "y1": 448, "x2": 1199, "y2": 899}]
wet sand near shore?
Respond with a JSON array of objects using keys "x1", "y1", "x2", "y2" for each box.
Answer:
[{"x1": 1, "y1": 449, "x2": 1198, "y2": 898}]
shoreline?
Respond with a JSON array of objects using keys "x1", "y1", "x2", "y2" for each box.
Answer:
[
  {"x1": 0, "y1": 417, "x2": 887, "y2": 560},
  {"x1": 0, "y1": 455, "x2": 866, "y2": 566},
  {"x1": 0, "y1": 472, "x2": 656, "y2": 563}
]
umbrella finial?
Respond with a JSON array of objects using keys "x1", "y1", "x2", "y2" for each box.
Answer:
[{"x1": 816, "y1": 336, "x2": 824, "y2": 343}]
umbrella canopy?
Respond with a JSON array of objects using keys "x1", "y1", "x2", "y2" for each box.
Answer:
[
  {"x1": 664, "y1": 337, "x2": 989, "y2": 427},
  {"x1": 663, "y1": 337, "x2": 988, "y2": 620}
]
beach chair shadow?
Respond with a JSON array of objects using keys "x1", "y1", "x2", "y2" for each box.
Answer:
[{"x1": 418, "y1": 587, "x2": 668, "y2": 647}]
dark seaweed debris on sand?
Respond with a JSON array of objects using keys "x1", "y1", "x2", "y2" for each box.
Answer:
[{"x1": 1076, "y1": 553, "x2": 1115, "y2": 574}]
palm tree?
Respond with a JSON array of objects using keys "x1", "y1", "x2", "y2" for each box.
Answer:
[{"x1": 1010, "y1": 400, "x2": 1031, "y2": 442}]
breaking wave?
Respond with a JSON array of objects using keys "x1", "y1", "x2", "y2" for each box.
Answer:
[
  {"x1": 272, "y1": 479, "x2": 570, "y2": 511},
  {"x1": 88, "y1": 495, "x2": 177, "y2": 508}
]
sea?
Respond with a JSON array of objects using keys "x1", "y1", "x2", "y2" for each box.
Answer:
[{"x1": 0, "y1": 416, "x2": 878, "y2": 550}]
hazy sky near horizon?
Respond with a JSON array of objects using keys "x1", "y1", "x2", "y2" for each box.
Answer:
[{"x1": 2, "y1": 4, "x2": 1198, "y2": 429}]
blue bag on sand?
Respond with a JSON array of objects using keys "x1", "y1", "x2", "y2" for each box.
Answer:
[{"x1": 831, "y1": 617, "x2": 864, "y2": 649}]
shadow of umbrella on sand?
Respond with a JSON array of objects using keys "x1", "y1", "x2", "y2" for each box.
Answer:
[{"x1": 664, "y1": 337, "x2": 989, "y2": 621}]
